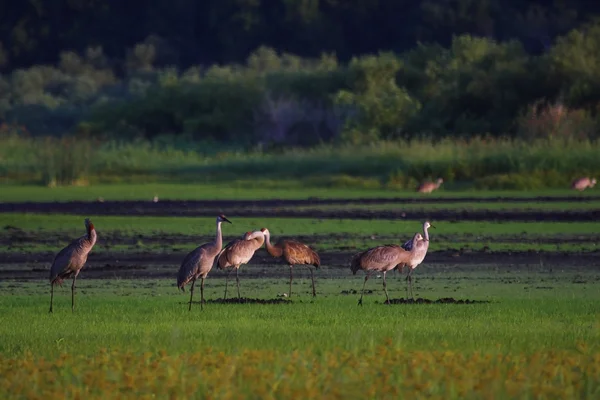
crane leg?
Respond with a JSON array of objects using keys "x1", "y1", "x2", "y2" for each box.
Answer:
[
  {"x1": 49, "y1": 283, "x2": 54, "y2": 313},
  {"x1": 224, "y1": 269, "x2": 232, "y2": 300},
  {"x1": 358, "y1": 274, "x2": 370, "y2": 306},
  {"x1": 236, "y1": 268, "x2": 241, "y2": 299},
  {"x1": 289, "y1": 266, "x2": 293, "y2": 298},
  {"x1": 71, "y1": 275, "x2": 77, "y2": 313},
  {"x1": 405, "y1": 269, "x2": 414, "y2": 300},
  {"x1": 200, "y1": 277, "x2": 205, "y2": 311},
  {"x1": 307, "y1": 266, "x2": 316, "y2": 298},
  {"x1": 383, "y1": 272, "x2": 390, "y2": 304},
  {"x1": 188, "y1": 278, "x2": 196, "y2": 311}
]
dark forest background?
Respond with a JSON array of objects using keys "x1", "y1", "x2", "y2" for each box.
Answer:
[{"x1": 2, "y1": 0, "x2": 600, "y2": 146}]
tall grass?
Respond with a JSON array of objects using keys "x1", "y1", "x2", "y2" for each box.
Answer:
[{"x1": 1, "y1": 132, "x2": 599, "y2": 189}]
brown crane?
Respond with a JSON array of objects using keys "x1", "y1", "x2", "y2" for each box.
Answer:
[
  {"x1": 176, "y1": 214, "x2": 232, "y2": 311},
  {"x1": 417, "y1": 178, "x2": 443, "y2": 193},
  {"x1": 49, "y1": 218, "x2": 97, "y2": 313},
  {"x1": 216, "y1": 229, "x2": 265, "y2": 299},
  {"x1": 571, "y1": 177, "x2": 596, "y2": 191},
  {"x1": 350, "y1": 232, "x2": 425, "y2": 305},
  {"x1": 261, "y1": 227, "x2": 320, "y2": 298}
]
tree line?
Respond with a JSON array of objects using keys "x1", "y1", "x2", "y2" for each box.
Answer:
[
  {"x1": 1, "y1": 0, "x2": 600, "y2": 146},
  {"x1": 1, "y1": 0, "x2": 599, "y2": 71}
]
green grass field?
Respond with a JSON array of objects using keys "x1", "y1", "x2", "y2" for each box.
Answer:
[
  {"x1": 3, "y1": 213, "x2": 600, "y2": 236},
  {"x1": 2, "y1": 277, "x2": 599, "y2": 358},
  {"x1": 2, "y1": 183, "x2": 599, "y2": 202},
  {"x1": 1, "y1": 276, "x2": 599, "y2": 398},
  {"x1": 1, "y1": 183, "x2": 600, "y2": 398}
]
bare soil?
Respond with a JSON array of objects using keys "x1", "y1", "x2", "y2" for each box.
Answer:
[
  {"x1": 2, "y1": 247, "x2": 599, "y2": 282},
  {"x1": 1, "y1": 198, "x2": 599, "y2": 221}
]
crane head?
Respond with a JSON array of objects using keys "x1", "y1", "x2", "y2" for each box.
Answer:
[
  {"x1": 243, "y1": 231, "x2": 253, "y2": 240},
  {"x1": 260, "y1": 227, "x2": 269, "y2": 235},
  {"x1": 84, "y1": 218, "x2": 94, "y2": 232},
  {"x1": 436, "y1": 178, "x2": 444, "y2": 184},
  {"x1": 217, "y1": 214, "x2": 232, "y2": 224},
  {"x1": 591, "y1": 178, "x2": 597, "y2": 186},
  {"x1": 424, "y1": 221, "x2": 435, "y2": 229}
]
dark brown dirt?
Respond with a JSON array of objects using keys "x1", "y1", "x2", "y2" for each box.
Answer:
[
  {"x1": 2, "y1": 248, "x2": 599, "y2": 281},
  {"x1": 2, "y1": 230, "x2": 599, "y2": 248},
  {"x1": 1, "y1": 198, "x2": 599, "y2": 221}
]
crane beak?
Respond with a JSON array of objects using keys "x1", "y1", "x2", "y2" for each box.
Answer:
[
  {"x1": 222, "y1": 217, "x2": 232, "y2": 224},
  {"x1": 429, "y1": 224, "x2": 436, "y2": 229}
]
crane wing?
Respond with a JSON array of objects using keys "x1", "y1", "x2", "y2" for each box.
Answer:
[
  {"x1": 216, "y1": 238, "x2": 242, "y2": 268},
  {"x1": 49, "y1": 237, "x2": 84, "y2": 281},
  {"x1": 216, "y1": 238, "x2": 261, "y2": 268},
  {"x1": 177, "y1": 245, "x2": 209, "y2": 286},
  {"x1": 359, "y1": 245, "x2": 409, "y2": 270},
  {"x1": 282, "y1": 240, "x2": 320, "y2": 267}
]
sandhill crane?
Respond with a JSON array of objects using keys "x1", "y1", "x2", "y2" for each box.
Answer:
[
  {"x1": 49, "y1": 218, "x2": 97, "y2": 313},
  {"x1": 402, "y1": 221, "x2": 434, "y2": 251},
  {"x1": 399, "y1": 226, "x2": 432, "y2": 300},
  {"x1": 417, "y1": 178, "x2": 443, "y2": 193},
  {"x1": 216, "y1": 229, "x2": 265, "y2": 299},
  {"x1": 261, "y1": 228, "x2": 321, "y2": 298},
  {"x1": 351, "y1": 233, "x2": 423, "y2": 305},
  {"x1": 571, "y1": 177, "x2": 596, "y2": 191},
  {"x1": 176, "y1": 214, "x2": 232, "y2": 311}
]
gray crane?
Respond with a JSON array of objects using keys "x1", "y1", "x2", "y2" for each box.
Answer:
[
  {"x1": 216, "y1": 229, "x2": 265, "y2": 299},
  {"x1": 397, "y1": 221, "x2": 434, "y2": 299},
  {"x1": 350, "y1": 232, "x2": 423, "y2": 305},
  {"x1": 261, "y1": 228, "x2": 320, "y2": 298},
  {"x1": 49, "y1": 218, "x2": 97, "y2": 313},
  {"x1": 401, "y1": 221, "x2": 434, "y2": 251},
  {"x1": 176, "y1": 214, "x2": 232, "y2": 310}
]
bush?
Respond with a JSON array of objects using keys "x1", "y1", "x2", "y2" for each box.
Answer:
[
  {"x1": 334, "y1": 52, "x2": 421, "y2": 143},
  {"x1": 516, "y1": 100, "x2": 597, "y2": 141}
]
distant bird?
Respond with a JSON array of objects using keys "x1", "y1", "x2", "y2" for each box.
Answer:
[
  {"x1": 152, "y1": 195, "x2": 159, "y2": 203},
  {"x1": 571, "y1": 177, "x2": 596, "y2": 191},
  {"x1": 216, "y1": 229, "x2": 265, "y2": 299},
  {"x1": 350, "y1": 233, "x2": 423, "y2": 305},
  {"x1": 417, "y1": 178, "x2": 443, "y2": 193},
  {"x1": 261, "y1": 228, "x2": 321, "y2": 298},
  {"x1": 49, "y1": 218, "x2": 97, "y2": 313},
  {"x1": 176, "y1": 214, "x2": 232, "y2": 311}
]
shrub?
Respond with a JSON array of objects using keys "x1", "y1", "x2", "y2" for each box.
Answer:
[
  {"x1": 334, "y1": 52, "x2": 421, "y2": 143},
  {"x1": 516, "y1": 100, "x2": 597, "y2": 141}
]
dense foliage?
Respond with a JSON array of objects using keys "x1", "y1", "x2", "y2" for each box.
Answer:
[{"x1": 1, "y1": 1, "x2": 600, "y2": 145}]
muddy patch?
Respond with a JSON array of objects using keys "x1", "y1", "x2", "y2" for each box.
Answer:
[{"x1": 2, "y1": 198, "x2": 600, "y2": 221}]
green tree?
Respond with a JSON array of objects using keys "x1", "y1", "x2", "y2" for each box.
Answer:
[{"x1": 334, "y1": 52, "x2": 421, "y2": 143}]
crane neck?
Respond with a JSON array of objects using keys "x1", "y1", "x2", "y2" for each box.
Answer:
[
  {"x1": 251, "y1": 233, "x2": 265, "y2": 249},
  {"x1": 87, "y1": 228, "x2": 97, "y2": 245},
  {"x1": 215, "y1": 221, "x2": 223, "y2": 251},
  {"x1": 264, "y1": 232, "x2": 283, "y2": 257},
  {"x1": 423, "y1": 224, "x2": 430, "y2": 241}
]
